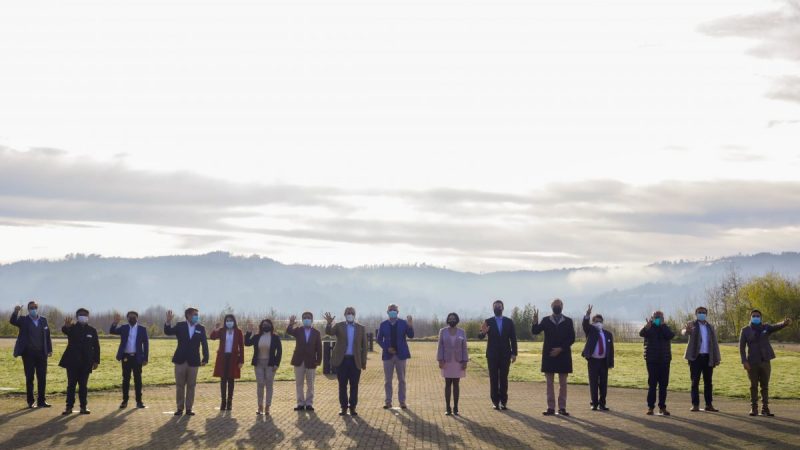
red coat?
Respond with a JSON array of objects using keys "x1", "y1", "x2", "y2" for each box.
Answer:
[{"x1": 210, "y1": 327, "x2": 245, "y2": 379}]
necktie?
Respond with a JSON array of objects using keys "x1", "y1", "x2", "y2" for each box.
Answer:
[{"x1": 598, "y1": 333, "x2": 605, "y2": 356}]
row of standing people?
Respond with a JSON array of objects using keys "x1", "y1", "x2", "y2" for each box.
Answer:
[{"x1": 9, "y1": 299, "x2": 793, "y2": 417}]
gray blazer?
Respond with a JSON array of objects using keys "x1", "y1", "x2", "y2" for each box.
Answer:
[
  {"x1": 681, "y1": 321, "x2": 721, "y2": 366},
  {"x1": 437, "y1": 327, "x2": 468, "y2": 363}
]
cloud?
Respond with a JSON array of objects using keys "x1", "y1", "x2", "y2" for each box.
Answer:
[{"x1": 3, "y1": 146, "x2": 800, "y2": 267}]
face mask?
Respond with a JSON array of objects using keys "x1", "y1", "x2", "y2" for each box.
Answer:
[
  {"x1": 697, "y1": 313, "x2": 707, "y2": 322},
  {"x1": 653, "y1": 317, "x2": 662, "y2": 326},
  {"x1": 225, "y1": 320, "x2": 234, "y2": 329},
  {"x1": 191, "y1": 315, "x2": 199, "y2": 324},
  {"x1": 302, "y1": 318, "x2": 313, "y2": 327},
  {"x1": 128, "y1": 318, "x2": 137, "y2": 326},
  {"x1": 493, "y1": 308, "x2": 503, "y2": 316},
  {"x1": 388, "y1": 311, "x2": 398, "y2": 319},
  {"x1": 751, "y1": 317, "x2": 761, "y2": 325},
  {"x1": 552, "y1": 306, "x2": 563, "y2": 315},
  {"x1": 28, "y1": 309, "x2": 38, "y2": 318},
  {"x1": 593, "y1": 322, "x2": 603, "y2": 330},
  {"x1": 261, "y1": 324, "x2": 272, "y2": 332},
  {"x1": 447, "y1": 320, "x2": 457, "y2": 327},
  {"x1": 77, "y1": 315, "x2": 89, "y2": 324},
  {"x1": 345, "y1": 314, "x2": 355, "y2": 323}
]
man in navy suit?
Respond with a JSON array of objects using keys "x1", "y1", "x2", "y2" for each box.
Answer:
[
  {"x1": 110, "y1": 310, "x2": 149, "y2": 409},
  {"x1": 164, "y1": 307, "x2": 209, "y2": 416},
  {"x1": 10, "y1": 300, "x2": 53, "y2": 408},
  {"x1": 582, "y1": 305, "x2": 614, "y2": 411},
  {"x1": 478, "y1": 300, "x2": 517, "y2": 410}
]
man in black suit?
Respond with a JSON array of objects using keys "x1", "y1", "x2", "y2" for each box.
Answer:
[
  {"x1": 582, "y1": 305, "x2": 614, "y2": 411},
  {"x1": 478, "y1": 300, "x2": 517, "y2": 410},
  {"x1": 531, "y1": 298, "x2": 576, "y2": 416},
  {"x1": 164, "y1": 307, "x2": 209, "y2": 416},
  {"x1": 59, "y1": 308, "x2": 100, "y2": 415},
  {"x1": 10, "y1": 300, "x2": 53, "y2": 408},
  {"x1": 110, "y1": 310, "x2": 149, "y2": 409}
]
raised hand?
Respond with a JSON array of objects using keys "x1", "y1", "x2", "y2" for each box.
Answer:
[
  {"x1": 113, "y1": 312, "x2": 121, "y2": 324},
  {"x1": 14, "y1": 305, "x2": 22, "y2": 313},
  {"x1": 645, "y1": 317, "x2": 653, "y2": 330},
  {"x1": 288, "y1": 315, "x2": 296, "y2": 326},
  {"x1": 586, "y1": 304, "x2": 593, "y2": 316},
  {"x1": 406, "y1": 315, "x2": 413, "y2": 326},
  {"x1": 785, "y1": 317, "x2": 793, "y2": 326},
  {"x1": 245, "y1": 320, "x2": 253, "y2": 333},
  {"x1": 480, "y1": 320, "x2": 489, "y2": 335},
  {"x1": 215, "y1": 322, "x2": 221, "y2": 330},
  {"x1": 166, "y1": 310, "x2": 174, "y2": 323},
  {"x1": 323, "y1": 312, "x2": 335, "y2": 324},
  {"x1": 532, "y1": 307, "x2": 539, "y2": 324},
  {"x1": 685, "y1": 321, "x2": 694, "y2": 333},
  {"x1": 64, "y1": 316, "x2": 74, "y2": 327}
]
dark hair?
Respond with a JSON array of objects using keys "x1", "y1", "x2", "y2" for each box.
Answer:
[
  {"x1": 224, "y1": 314, "x2": 237, "y2": 328},
  {"x1": 76, "y1": 308, "x2": 89, "y2": 316},
  {"x1": 592, "y1": 314, "x2": 604, "y2": 322},
  {"x1": 184, "y1": 307, "x2": 198, "y2": 318},
  {"x1": 492, "y1": 300, "x2": 504, "y2": 307},
  {"x1": 27, "y1": 301, "x2": 38, "y2": 308},
  {"x1": 695, "y1": 306, "x2": 708, "y2": 314},
  {"x1": 127, "y1": 311, "x2": 139, "y2": 318},
  {"x1": 750, "y1": 309, "x2": 762, "y2": 316},
  {"x1": 260, "y1": 319, "x2": 274, "y2": 334},
  {"x1": 446, "y1": 312, "x2": 460, "y2": 324},
  {"x1": 301, "y1": 311, "x2": 313, "y2": 319}
]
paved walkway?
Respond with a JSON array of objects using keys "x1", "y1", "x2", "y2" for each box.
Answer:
[{"x1": 1, "y1": 344, "x2": 799, "y2": 449}]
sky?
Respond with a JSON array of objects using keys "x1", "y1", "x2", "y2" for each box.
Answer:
[{"x1": 0, "y1": 0, "x2": 799, "y2": 272}]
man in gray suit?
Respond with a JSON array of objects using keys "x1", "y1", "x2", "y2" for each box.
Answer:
[
  {"x1": 739, "y1": 309, "x2": 792, "y2": 417},
  {"x1": 325, "y1": 307, "x2": 368, "y2": 416}
]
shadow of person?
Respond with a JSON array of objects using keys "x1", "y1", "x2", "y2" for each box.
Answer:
[
  {"x1": 129, "y1": 414, "x2": 200, "y2": 450},
  {"x1": 0, "y1": 406, "x2": 37, "y2": 426},
  {"x1": 457, "y1": 415, "x2": 532, "y2": 448},
  {"x1": 395, "y1": 408, "x2": 465, "y2": 448},
  {"x1": 342, "y1": 414, "x2": 400, "y2": 449},
  {"x1": 296, "y1": 411, "x2": 337, "y2": 448},
  {"x1": 203, "y1": 411, "x2": 239, "y2": 448},
  {"x1": 235, "y1": 414, "x2": 285, "y2": 448},
  {"x1": 607, "y1": 410, "x2": 726, "y2": 445},
  {"x1": 1, "y1": 413, "x2": 79, "y2": 448},
  {"x1": 61, "y1": 408, "x2": 137, "y2": 445}
]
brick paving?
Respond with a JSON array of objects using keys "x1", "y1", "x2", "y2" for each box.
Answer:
[{"x1": 1, "y1": 343, "x2": 799, "y2": 449}]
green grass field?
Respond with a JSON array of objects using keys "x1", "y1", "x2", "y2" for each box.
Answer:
[{"x1": 1, "y1": 339, "x2": 798, "y2": 399}]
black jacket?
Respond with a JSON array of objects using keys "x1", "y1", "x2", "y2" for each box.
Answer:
[
  {"x1": 58, "y1": 323, "x2": 100, "y2": 371},
  {"x1": 531, "y1": 315, "x2": 576, "y2": 373},
  {"x1": 164, "y1": 321, "x2": 210, "y2": 367},
  {"x1": 245, "y1": 331, "x2": 282, "y2": 367},
  {"x1": 10, "y1": 311, "x2": 53, "y2": 358},
  {"x1": 581, "y1": 317, "x2": 614, "y2": 368},
  {"x1": 478, "y1": 316, "x2": 518, "y2": 361},
  {"x1": 639, "y1": 323, "x2": 674, "y2": 364}
]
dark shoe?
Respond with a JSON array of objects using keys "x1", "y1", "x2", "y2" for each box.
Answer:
[
  {"x1": 558, "y1": 409, "x2": 570, "y2": 416},
  {"x1": 445, "y1": 409, "x2": 452, "y2": 416},
  {"x1": 383, "y1": 403, "x2": 392, "y2": 409},
  {"x1": 37, "y1": 402, "x2": 51, "y2": 408},
  {"x1": 659, "y1": 407, "x2": 671, "y2": 416},
  {"x1": 339, "y1": 408, "x2": 348, "y2": 416},
  {"x1": 591, "y1": 405, "x2": 598, "y2": 411},
  {"x1": 761, "y1": 407, "x2": 774, "y2": 417},
  {"x1": 79, "y1": 408, "x2": 91, "y2": 415},
  {"x1": 703, "y1": 405, "x2": 718, "y2": 412},
  {"x1": 598, "y1": 405, "x2": 610, "y2": 411},
  {"x1": 226, "y1": 401, "x2": 232, "y2": 411},
  {"x1": 174, "y1": 409, "x2": 184, "y2": 416},
  {"x1": 453, "y1": 407, "x2": 459, "y2": 416},
  {"x1": 543, "y1": 409, "x2": 555, "y2": 416},
  {"x1": 62, "y1": 409, "x2": 73, "y2": 415},
  {"x1": 185, "y1": 410, "x2": 195, "y2": 416},
  {"x1": 27, "y1": 402, "x2": 34, "y2": 409},
  {"x1": 120, "y1": 401, "x2": 128, "y2": 409},
  {"x1": 749, "y1": 405, "x2": 758, "y2": 416},
  {"x1": 492, "y1": 403, "x2": 500, "y2": 410},
  {"x1": 646, "y1": 408, "x2": 654, "y2": 416},
  {"x1": 690, "y1": 405, "x2": 700, "y2": 412},
  {"x1": 220, "y1": 401, "x2": 227, "y2": 411},
  {"x1": 500, "y1": 404, "x2": 508, "y2": 410},
  {"x1": 400, "y1": 403, "x2": 407, "y2": 409},
  {"x1": 136, "y1": 403, "x2": 146, "y2": 409},
  {"x1": 305, "y1": 405, "x2": 315, "y2": 412},
  {"x1": 294, "y1": 405, "x2": 305, "y2": 411},
  {"x1": 349, "y1": 408, "x2": 358, "y2": 417}
]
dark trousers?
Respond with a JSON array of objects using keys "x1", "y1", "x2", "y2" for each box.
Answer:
[
  {"x1": 445, "y1": 378, "x2": 460, "y2": 409},
  {"x1": 587, "y1": 358, "x2": 608, "y2": 407},
  {"x1": 22, "y1": 351, "x2": 47, "y2": 405},
  {"x1": 220, "y1": 354, "x2": 235, "y2": 405},
  {"x1": 337, "y1": 356, "x2": 361, "y2": 409},
  {"x1": 121, "y1": 355, "x2": 143, "y2": 403},
  {"x1": 747, "y1": 361, "x2": 771, "y2": 407},
  {"x1": 488, "y1": 356, "x2": 510, "y2": 405},
  {"x1": 646, "y1": 362, "x2": 670, "y2": 408},
  {"x1": 689, "y1": 354, "x2": 713, "y2": 406},
  {"x1": 66, "y1": 366, "x2": 91, "y2": 409}
]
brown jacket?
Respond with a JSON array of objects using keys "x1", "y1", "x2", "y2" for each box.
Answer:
[
  {"x1": 286, "y1": 324, "x2": 322, "y2": 368},
  {"x1": 325, "y1": 321, "x2": 367, "y2": 370}
]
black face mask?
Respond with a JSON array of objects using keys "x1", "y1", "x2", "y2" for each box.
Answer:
[
  {"x1": 262, "y1": 325, "x2": 272, "y2": 333},
  {"x1": 552, "y1": 306, "x2": 563, "y2": 315},
  {"x1": 128, "y1": 318, "x2": 137, "y2": 326},
  {"x1": 493, "y1": 308, "x2": 503, "y2": 316},
  {"x1": 447, "y1": 321, "x2": 458, "y2": 327}
]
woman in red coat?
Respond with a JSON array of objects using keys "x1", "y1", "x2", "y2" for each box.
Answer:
[{"x1": 210, "y1": 314, "x2": 244, "y2": 411}]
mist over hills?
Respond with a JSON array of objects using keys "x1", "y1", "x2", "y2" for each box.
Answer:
[{"x1": 1, "y1": 252, "x2": 799, "y2": 319}]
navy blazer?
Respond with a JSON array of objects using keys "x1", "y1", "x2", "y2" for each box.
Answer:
[
  {"x1": 10, "y1": 311, "x2": 53, "y2": 358},
  {"x1": 478, "y1": 316, "x2": 518, "y2": 361},
  {"x1": 581, "y1": 317, "x2": 615, "y2": 368},
  {"x1": 377, "y1": 319, "x2": 414, "y2": 360},
  {"x1": 164, "y1": 321, "x2": 209, "y2": 367},
  {"x1": 110, "y1": 323, "x2": 149, "y2": 364}
]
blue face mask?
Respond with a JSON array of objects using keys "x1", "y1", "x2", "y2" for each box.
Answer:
[
  {"x1": 653, "y1": 317, "x2": 662, "y2": 326},
  {"x1": 225, "y1": 321, "x2": 234, "y2": 329},
  {"x1": 28, "y1": 309, "x2": 38, "y2": 318},
  {"x1": 751, "y1": 317, "x2": 761, "y2": 325},
  {"x1": 302, "y1": 318, "x2": 313, "y2": 327},
  {"x1": 191, "y1": 315, "x2": 199, "y2": 324},
  {"x1": 388, "y1": 311, "x2": 398, "y2": 319},
  {"x1": 697, "y1": 313, "x2": 707, "y2": 322}
]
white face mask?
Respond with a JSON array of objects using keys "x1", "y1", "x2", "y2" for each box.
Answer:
[
  {"x1": 77, "y1": 316, "x2": 89, "y2": 324},
  {"x1": 345, "y1": 314, "x2": 355, "y2": 323},
  {"x1": 592, "y1": 322, "x2": 603, "y2": 330}
]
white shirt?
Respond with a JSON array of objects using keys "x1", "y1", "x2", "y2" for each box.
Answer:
[
  {"x1": 698, "y1": 322, "x2": 709, "y2": 354},
  {"x1": 188, "y1": 323, "x2": 196, "y2": 340},
  {"x1": 125, "y1": 324, "x2": 138, "y2": 354},
  {"x1": 224, "y1": 330, "x2": 234, "y2": 353}
]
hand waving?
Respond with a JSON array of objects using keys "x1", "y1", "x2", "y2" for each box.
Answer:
[{"x1": 323, "y1": 312, "x2": 335, "y2": 324}]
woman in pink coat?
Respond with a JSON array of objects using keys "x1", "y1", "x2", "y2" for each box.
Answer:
[{"x1": 437, "y1": 312, "x2": 469, "y2": 416}]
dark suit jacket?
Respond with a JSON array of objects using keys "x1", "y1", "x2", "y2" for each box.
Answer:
[
  {"x1": 286, "y1": 325, "x2": 322, "y2": 368},
  {"x1": 478, "y1": 316, "x2": 518, "y2": 361},
  {"x1": 10, "y1": 311, "x2": 52, "y2": 358},
  {"x1": 245, "y1": 331, "x2": 282, "y2": 367},
  {"x1": 532, "y1": 315, "x2": 576, "y2": 373},
  {"x1": 581, "y1": 317, "x2": 614, "y2": 369},
  {"x1": 58, "y1": 323, "x2": 100, "y2": 371},
  {"x1": 110, "y1": 323, "x2": 149, "y2": 364},
  {"x1": 164, "y1": 321, "x2": 210, "y2": 367},
  {"x1": 739, "y1": 322, "x2": 788, "y2": 364}
]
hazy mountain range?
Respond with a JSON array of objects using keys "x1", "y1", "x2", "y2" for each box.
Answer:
[{"x1": 1, "y1": 252, "x2": 798, "y2": 320}]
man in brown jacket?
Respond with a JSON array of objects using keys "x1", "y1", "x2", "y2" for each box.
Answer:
[
  {"x1": 287, "y1": 312, "x2": 322, "y2": 411},
  {"x1": 325, "y1": 307, "x2": 368, "y2": 416},
  {"x1": 739, "y1": 310, "x2": 792, "y2": 417}
]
